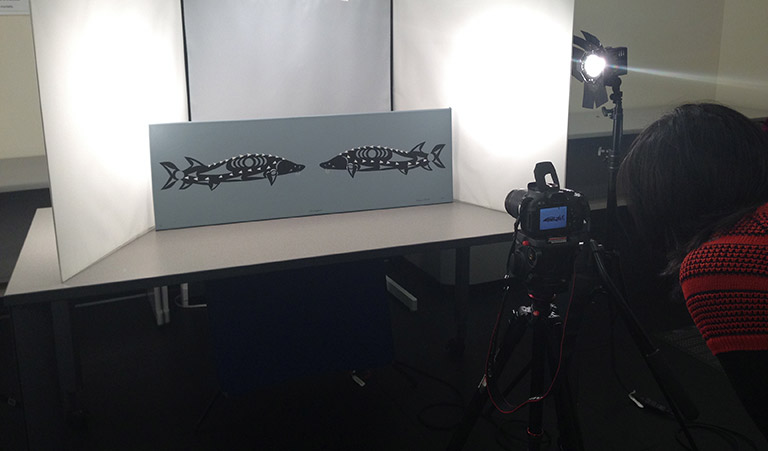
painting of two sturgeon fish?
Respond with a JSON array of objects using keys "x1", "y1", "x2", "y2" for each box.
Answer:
[{"x1": 159, "y1": 141, "x2": 445, "y2": 190}]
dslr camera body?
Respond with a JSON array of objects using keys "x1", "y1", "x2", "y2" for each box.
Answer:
[{"x1": 504, "y1": 162, "x2": 590, "y2": 293}]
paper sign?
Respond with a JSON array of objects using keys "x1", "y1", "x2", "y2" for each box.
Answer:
[{"x1": 0, "y1": 0, "x2": 30, "y2": 14}]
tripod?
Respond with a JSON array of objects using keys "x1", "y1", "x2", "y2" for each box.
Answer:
[
  {"x1": 448, "y1": 238, "x2": 701, "y2": 450},
  {"x1": 448, "y1": 276, "x2": 584, "y2": 451}
]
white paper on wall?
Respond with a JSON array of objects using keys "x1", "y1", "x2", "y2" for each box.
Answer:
[
  {"x1": 30, "y1": 0, "x2": 188, "y2": 281},
  {"x1": 183, "y1": 0, "x2": 391, "y2": 121},
  {"x1": 393, "y1": 0, "x2": 575, "y2": 212}
]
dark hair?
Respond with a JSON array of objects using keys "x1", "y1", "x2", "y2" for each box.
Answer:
[{"x1": 618, "y1": 103, "x2": 768, "y2": 275}]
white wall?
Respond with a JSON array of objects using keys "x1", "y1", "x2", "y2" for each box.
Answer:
[
  {"x1": 715, "y1": 0, "x2": 768, "y2": 109},
  {"x1": 569, "y1": 0, "x2": 726, "y2": 115},
  {"x1": 0, "y1": 15, "x2": 45, "y2": 159},
  {"x1": 568, "y1": 0, "x2": 768, "y2": 131},
  {"x1": 30, "y1": 0, "x2": 188, "y2": 281}
]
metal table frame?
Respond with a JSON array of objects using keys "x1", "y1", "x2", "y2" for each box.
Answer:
[{"x1": 3, "y1": 201, "x2": 515, "y2": 450}]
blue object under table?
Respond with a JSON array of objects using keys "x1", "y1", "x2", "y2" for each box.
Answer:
[{"x1": 205, "y1": 259, "x2": 393, "y2": 394}]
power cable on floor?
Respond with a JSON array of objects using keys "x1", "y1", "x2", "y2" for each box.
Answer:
[{"x1": 391, "y1": 360, "x2": 466, "y2": 431}]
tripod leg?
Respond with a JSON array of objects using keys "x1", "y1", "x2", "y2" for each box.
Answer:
[
  {"x1": 195, "y1": 389, "x2": 222, "y2": 431},
  {"x1": 526, "y1": 312, "x2": 547, "y2": 450},
  {"x1": 545, "y1": 313, "x2": 584, "y2": 451},
  {"x1": 483, "y1": 360, "x2": 531, "y2": 418},
  {"x1": 447, "y1": 312, "x2": 530, "y2": 451},
  {"x1": 445, "y1": 377, "x2": 492, "y2": 451}
]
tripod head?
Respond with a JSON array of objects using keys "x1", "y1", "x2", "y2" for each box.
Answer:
[{"x1": 508, "y1": 234, "x2": 582, "y2": 298}]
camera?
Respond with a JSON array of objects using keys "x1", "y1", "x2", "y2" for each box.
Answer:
[
  {"x1": 505, "y1": 162, "x2": 589, "y2": 240},
  {"x1": 504, "y1": 162, "x2": 590, "y2": 291}
]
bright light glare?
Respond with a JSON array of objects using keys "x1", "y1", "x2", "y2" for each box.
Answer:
[
  {"x1": 445, "y1": 6, "x2": 571, "y2": 157},
  {"x1": 583, "y1": 53, "x2": 606, "y2": 79}
]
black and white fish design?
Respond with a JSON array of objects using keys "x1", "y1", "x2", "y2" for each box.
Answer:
[
  {"x1": 160, "y1": 154, "x2": 305, "y2": 190},
  {"x1": 319, "y1": 142, "x2": 445, "y2": 178}
]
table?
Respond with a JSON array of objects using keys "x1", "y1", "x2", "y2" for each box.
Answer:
[{"x1": 3, "y1": 201, "x2": 516, "y2": 450}]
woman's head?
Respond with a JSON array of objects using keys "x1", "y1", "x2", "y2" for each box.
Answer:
[{"x1": 618, "y1": 103, "x2": 768, "y2": 264}]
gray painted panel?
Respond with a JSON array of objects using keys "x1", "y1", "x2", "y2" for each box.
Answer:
[{"x1": 150, "y1": 109, "x2": 452, "y2": 230}]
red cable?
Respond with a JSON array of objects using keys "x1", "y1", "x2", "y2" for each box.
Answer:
[{"x1": 485, "y1": 268, "x2": 578, "y2": 414}]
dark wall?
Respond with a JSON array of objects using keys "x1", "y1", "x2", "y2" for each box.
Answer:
[
  {"x1": 565, "y1": 133, "x2": 693, "y2": 331},
  {"x1": 0, "y1": 189, "x2": 51, "y2": 285},
  {"x1": 565, "y1": 132, "x2": 639, "y2": 203}
]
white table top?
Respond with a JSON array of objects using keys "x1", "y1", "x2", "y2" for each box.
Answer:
[{"x1": 3, "y1": 202, "x2": 516, "y2": 305}]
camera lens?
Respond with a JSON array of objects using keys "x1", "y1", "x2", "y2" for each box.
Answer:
[{"x1": 504, "y1": 190, "x2": 527, "y2": 218}]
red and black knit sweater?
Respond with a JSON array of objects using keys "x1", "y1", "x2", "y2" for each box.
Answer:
[{"x1": 680, "y1": 203, "x2": 768, "y2": 355}]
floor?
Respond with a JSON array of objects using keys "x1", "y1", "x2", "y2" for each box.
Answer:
[
  {"x1": 1, "y1": 190, "x2": 766, "y2": 450},
  {"x1": 1, "y1": 255, "x2": 767, "y2": 451}
]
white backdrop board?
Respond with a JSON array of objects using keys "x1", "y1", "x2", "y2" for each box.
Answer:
[
  {"x1": 393, "y1": 0, "x2": 574, "y2": 212},
  {"x1": 150, "y1": 109, "x2": 452, "y2": 230},
  {"x1": 29, "y1": 0, "x2": 188, "y2": 281},
  {"x1": 182, "y1": 0, "x2": 391, "y2": 121},
  {"x1": 27, "y1": 0, "x2": 575, "y2": 282},
  {"x1": 392, "y1": 0, "x2": 575, "y2": 284}
]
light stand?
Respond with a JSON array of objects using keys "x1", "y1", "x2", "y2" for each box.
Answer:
[
  {"x1": 572, "y1": 31, "x2": 701, "y2": 449},
  {"x1": 571, "y1": 30, "x2": 627, "y2": 247},
  {"x1": 590, "y1": 240, "x2": 700, "y2": 449},
  {"x1": 602, "y1": 79, "x2": 623, "y2": 250}
]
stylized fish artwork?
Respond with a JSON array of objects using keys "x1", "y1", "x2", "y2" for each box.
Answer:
[
  {"x1": 160, "y1": 154, "x2": 305, "y2": 190},
  {"x1": 542, "y1": 214, "x2": 566, "y2": 224},
  {"x1": 319, "y1": 142, "x2": 445, "y2": 178}
]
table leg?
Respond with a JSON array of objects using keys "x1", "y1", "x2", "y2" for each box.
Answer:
[
  {"x1": 11, "y1": 302, "x2": 75, "y2": 450},
  {"x1": 452, "y1": 246, "x2": 470, "y2": 355},
  {"x1": 51, "y1": 300, "x2": 84, "y2": 420}
]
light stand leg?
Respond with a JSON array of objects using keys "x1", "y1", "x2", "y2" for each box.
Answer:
[{"x1": 590, "y1": 240, "x2": 699, "y2": 450}]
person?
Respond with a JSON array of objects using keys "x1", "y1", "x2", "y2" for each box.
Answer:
[{"x1": 617, "y1": 103, "x2": 768, "y2": 438}]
